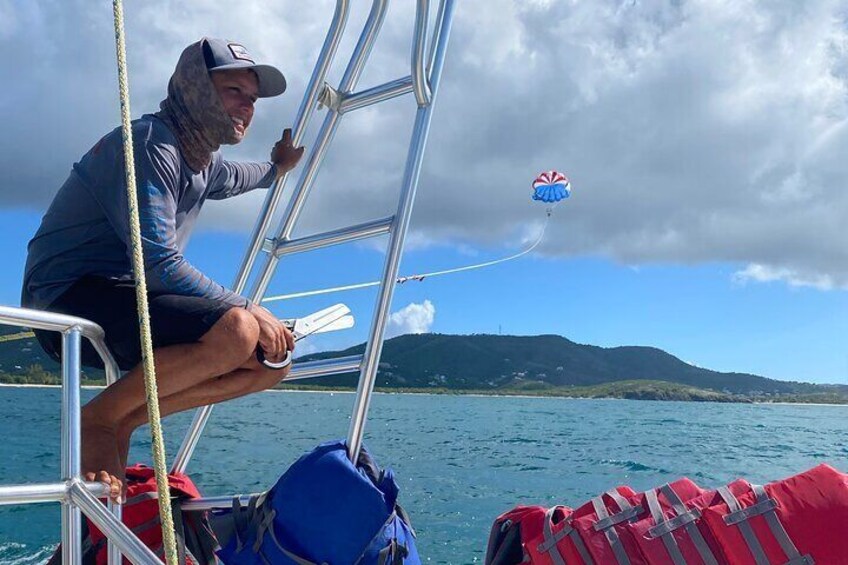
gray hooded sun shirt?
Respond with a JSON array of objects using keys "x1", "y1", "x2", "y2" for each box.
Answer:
[{"x1": 22, "y1": 41, "x2": 276, "y2": 310}]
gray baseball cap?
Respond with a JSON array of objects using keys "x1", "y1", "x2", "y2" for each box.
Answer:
[{"x1": 202, "y1": 37, "x2": 286, "y2": 98}]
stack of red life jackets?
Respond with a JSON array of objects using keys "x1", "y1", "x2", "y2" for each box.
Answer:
[{"x1": 486, "y1": 464, "x2": 848, "y2": 564}]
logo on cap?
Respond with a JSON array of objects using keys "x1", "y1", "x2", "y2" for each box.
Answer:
[{"x1": 228, "y1": 43, "x2": 255, "y2": 63}]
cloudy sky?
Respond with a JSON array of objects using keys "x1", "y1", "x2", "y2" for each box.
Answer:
[{"x1": 1, "y1": 0, "x2": 846, "y2": 383}]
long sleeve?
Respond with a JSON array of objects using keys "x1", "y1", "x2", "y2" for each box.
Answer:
[
  {"x1": 207, "y1": 159, "x2": 277, "y2": 200},
  {"x1": 97, "y1": 138, "x2": 248, "y2": 307}
]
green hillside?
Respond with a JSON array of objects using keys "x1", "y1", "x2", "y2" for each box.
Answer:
[
  {"x1": 2, "y1": 329, "x2": 845, "y2": 403},
  {"x1": 300, "y1": 333, "x2": 837, "y2": 398}
]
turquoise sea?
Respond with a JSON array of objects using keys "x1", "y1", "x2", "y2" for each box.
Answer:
[{"x1": 1, "y1": 386, "x2": 847, "y2": 563}]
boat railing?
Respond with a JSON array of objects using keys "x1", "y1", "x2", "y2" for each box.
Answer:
[{"x1": 0, "y1": 305, "x2": 164, "y2": 565}]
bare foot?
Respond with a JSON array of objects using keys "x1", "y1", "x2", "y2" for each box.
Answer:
[{"x1": 81, "y1": 420, "x2": 124, "y2": 504}]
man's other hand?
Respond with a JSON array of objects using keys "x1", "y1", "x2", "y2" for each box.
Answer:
[
  {"x1": 271, "y1": 128, "x2": 305, "y2": 179},
  {"x1": 248, "y1": 303, "x2": 295, "y2": 362}
]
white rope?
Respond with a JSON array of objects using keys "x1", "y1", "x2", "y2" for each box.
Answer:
[
  {"x1": 262, "y1": 209, "x2": 553, "y2": 303},
  {"x1": 111, "y1": 2, "x2": 179, "y2": 564}
]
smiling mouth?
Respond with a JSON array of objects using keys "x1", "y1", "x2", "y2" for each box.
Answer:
[{"x1": 231, "y1": 117, "x2": 246, "y2": 132}]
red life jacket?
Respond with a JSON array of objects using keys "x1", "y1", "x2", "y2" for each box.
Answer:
[
  {"x1": 498, "y1": 479, "x2": 705, "y2": 565},
  {"x1": 627, "y1": 479, "x2": 751, "y2": 565},
  {"x1": 524, "y1": 505, "x2": 596, "y2": 564},
  {"x1": 85, "y1": 464, "x2": 216, "y2": 564},
  {"x1": 490, "y1": 464, "x2": 848, "y2": 565},
  {"x1": 700, "y1": 464, "x2": 848, "y2": 564},
  {"x1": 485, "y1": 505, "x2": 552, "y2": 564},
  {"x1": 568, "y1": 484, "x2": 648, "y2": 564}
]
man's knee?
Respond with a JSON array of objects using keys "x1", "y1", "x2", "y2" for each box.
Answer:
[
  {"x1": 245, "y1": 358, "x2": 290, "y2": 393},
  {"x1": 259, "y1": 368, "x2": 289, "y2": 392},
  {"x1": 210, "y1": 307, "x2": 260, "y2": 361}
]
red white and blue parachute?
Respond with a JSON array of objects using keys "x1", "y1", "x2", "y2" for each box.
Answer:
[{"x1": 532, "y1": 170, "x2": 571, "y2": 203}]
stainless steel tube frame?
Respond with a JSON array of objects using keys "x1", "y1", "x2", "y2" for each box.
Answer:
[
  {"x1": 286, "y1": 355, "x2": 362, "y2": 381},
  {"x1": 0, "y1": 305, "x2": 121, "y2": 385},
  {"x1": 233, "y1": 0, "x2": 351, "y2": 293},
  {"x1": 347, "y1": 0, "x2": 456, "y2": 462},
  {"x1": 344, "y1": 0, "x2": 446, "y2": 114},
  {"x1": 340, "y1": 76, "x2": 414, "y2": 113},
  {"x1": 70, "y1": 481, "x2": 163, "y2": 564},
  {"x1": 0, "y1": 307, "x2": 128, "y2": 564},
  {"x1": 249, "y1": 0, "x2": 391, "y2": 301},
  {"x1": 173, "y1": 0, "x2": 390, "y2": 474},
  {"x1": 181, "y1": 494, "x2": 255, "y2": 512},
  {"x1": 0, "y1": 483, "x2": 73, "y2": 505},
  {"x1": 61, "y1": 329, "x2": 83, "y2": 564},
  {"x1": 172, "y1": 1, "x2": 354, "y2": 475},
  {"x1": 271, "y1": 217, "x2": 393, "y2": 258},
  {"x1": 411, "y1": 0, "x2": 432, "y2": 106},
  {"x1": 0, "y1": 482, "x2": 110, "y2": 506}
]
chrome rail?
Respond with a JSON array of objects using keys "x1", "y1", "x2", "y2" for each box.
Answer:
[
  {"x1": 233, "y1": 0, "x2": 352, "y2": 293},
  {"x1": 340, "y1": 76, "x2": 414, "y2": 113},
  {"x1": 173, "y1": 0, "x2": 390, "y2": 474},
  {"x1": 0, "y1": 305, "x2": 158, "y2": 565},
  {"x1": 411, "y1": 0, "x2": 432, "y2": 106},
  {"x1": 172, "y1": 0, "x2": 356, "y2": 475},
  {"x1": 248, "y1": 0, "x2": 392, "y2": 301},
  {"x1": 69, "y1": 481, "x2": 161, "y2": 563},
  {"x1": 174, "y1": 0, "x2": 457, "y2": 472},
  {"x1": 181, "y1": 494, "x2": 253, "y2": 512},
  {"x1": 271, "y1": 216, "x2": 394, "y2": 257},
  {"x1": 348, "y1": 0, "x2": 456, "y2": 461},
  {"x1": 0, "y1": 305, "x2": 121, "y2": 385},
  {"x1": 0, "y1": 483, "x2": 76, "y2": 505},
  {"x1": 61, "y1": 329, "x2": 83, "y2": 562},
  {"x1": 287, "y1": 355, "x2": 362, "y2": 380}
]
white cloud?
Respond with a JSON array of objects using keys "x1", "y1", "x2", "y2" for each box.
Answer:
[
  {"x1": 733, "y1": 264, "x2": 840, "y2": 291},
  {"x1": 386, "y1": 300, "x2": 435, "y2": 338},
  {"x1": 4, "y1": 0, "x2": 848, "y2": 288},
  {"x1": 292, "y1": 339, "x2": 320, "y2": 357}
]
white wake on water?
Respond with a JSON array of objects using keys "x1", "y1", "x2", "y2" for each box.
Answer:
[{"x1": 0, "y1": 542, "x2": 55, "y2": 565}]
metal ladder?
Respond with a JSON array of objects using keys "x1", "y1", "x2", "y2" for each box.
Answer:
[{"x1": 173, "y1": 0, "x2": 457, "y2": 473}]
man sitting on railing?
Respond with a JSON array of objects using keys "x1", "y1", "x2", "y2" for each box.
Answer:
[{"x1": 21, "y1": 38, "x2": 304, "y2": 503}]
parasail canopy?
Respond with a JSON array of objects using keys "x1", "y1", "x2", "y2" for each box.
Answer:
[{"x1": 532, "y1": 170, "x2": 571, "y2": 203}]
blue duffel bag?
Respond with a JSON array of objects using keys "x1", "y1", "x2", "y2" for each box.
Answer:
[{"x1": 215, "y1": 440, "x2": 419, "y2": 564}]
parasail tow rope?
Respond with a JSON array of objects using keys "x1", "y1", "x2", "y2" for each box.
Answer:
[{"x1": 262, "y1": 209, "x2": 554, "y2": 303}]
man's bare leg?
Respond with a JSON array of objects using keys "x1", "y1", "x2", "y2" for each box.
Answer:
[
  {"x1": 116, "y1": 357, "x2": 288, "y2": 468},
  {"x1": 80, "y1": 307, "x2": 264, "y2": 501}
]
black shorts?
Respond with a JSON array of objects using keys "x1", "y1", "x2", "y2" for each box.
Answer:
[{"x1": 35, "y1": 276, "x2": 234, "y2": 371}]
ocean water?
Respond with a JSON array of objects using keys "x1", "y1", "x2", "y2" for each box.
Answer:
[{"x1": 0, "y1": 386, "x2": 847, "y2": 564}]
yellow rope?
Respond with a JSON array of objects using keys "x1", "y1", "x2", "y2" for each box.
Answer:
[
  {"x1": 0, "y1": 331, "x2": 35, "y2": 343},
  {"x1": 111, "y1": 2, "x2": 178, "y2": 564}
]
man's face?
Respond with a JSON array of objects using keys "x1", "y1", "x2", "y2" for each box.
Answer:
[{"x1": 210, "y1": 69, "x2": 259, "y2": 142}]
